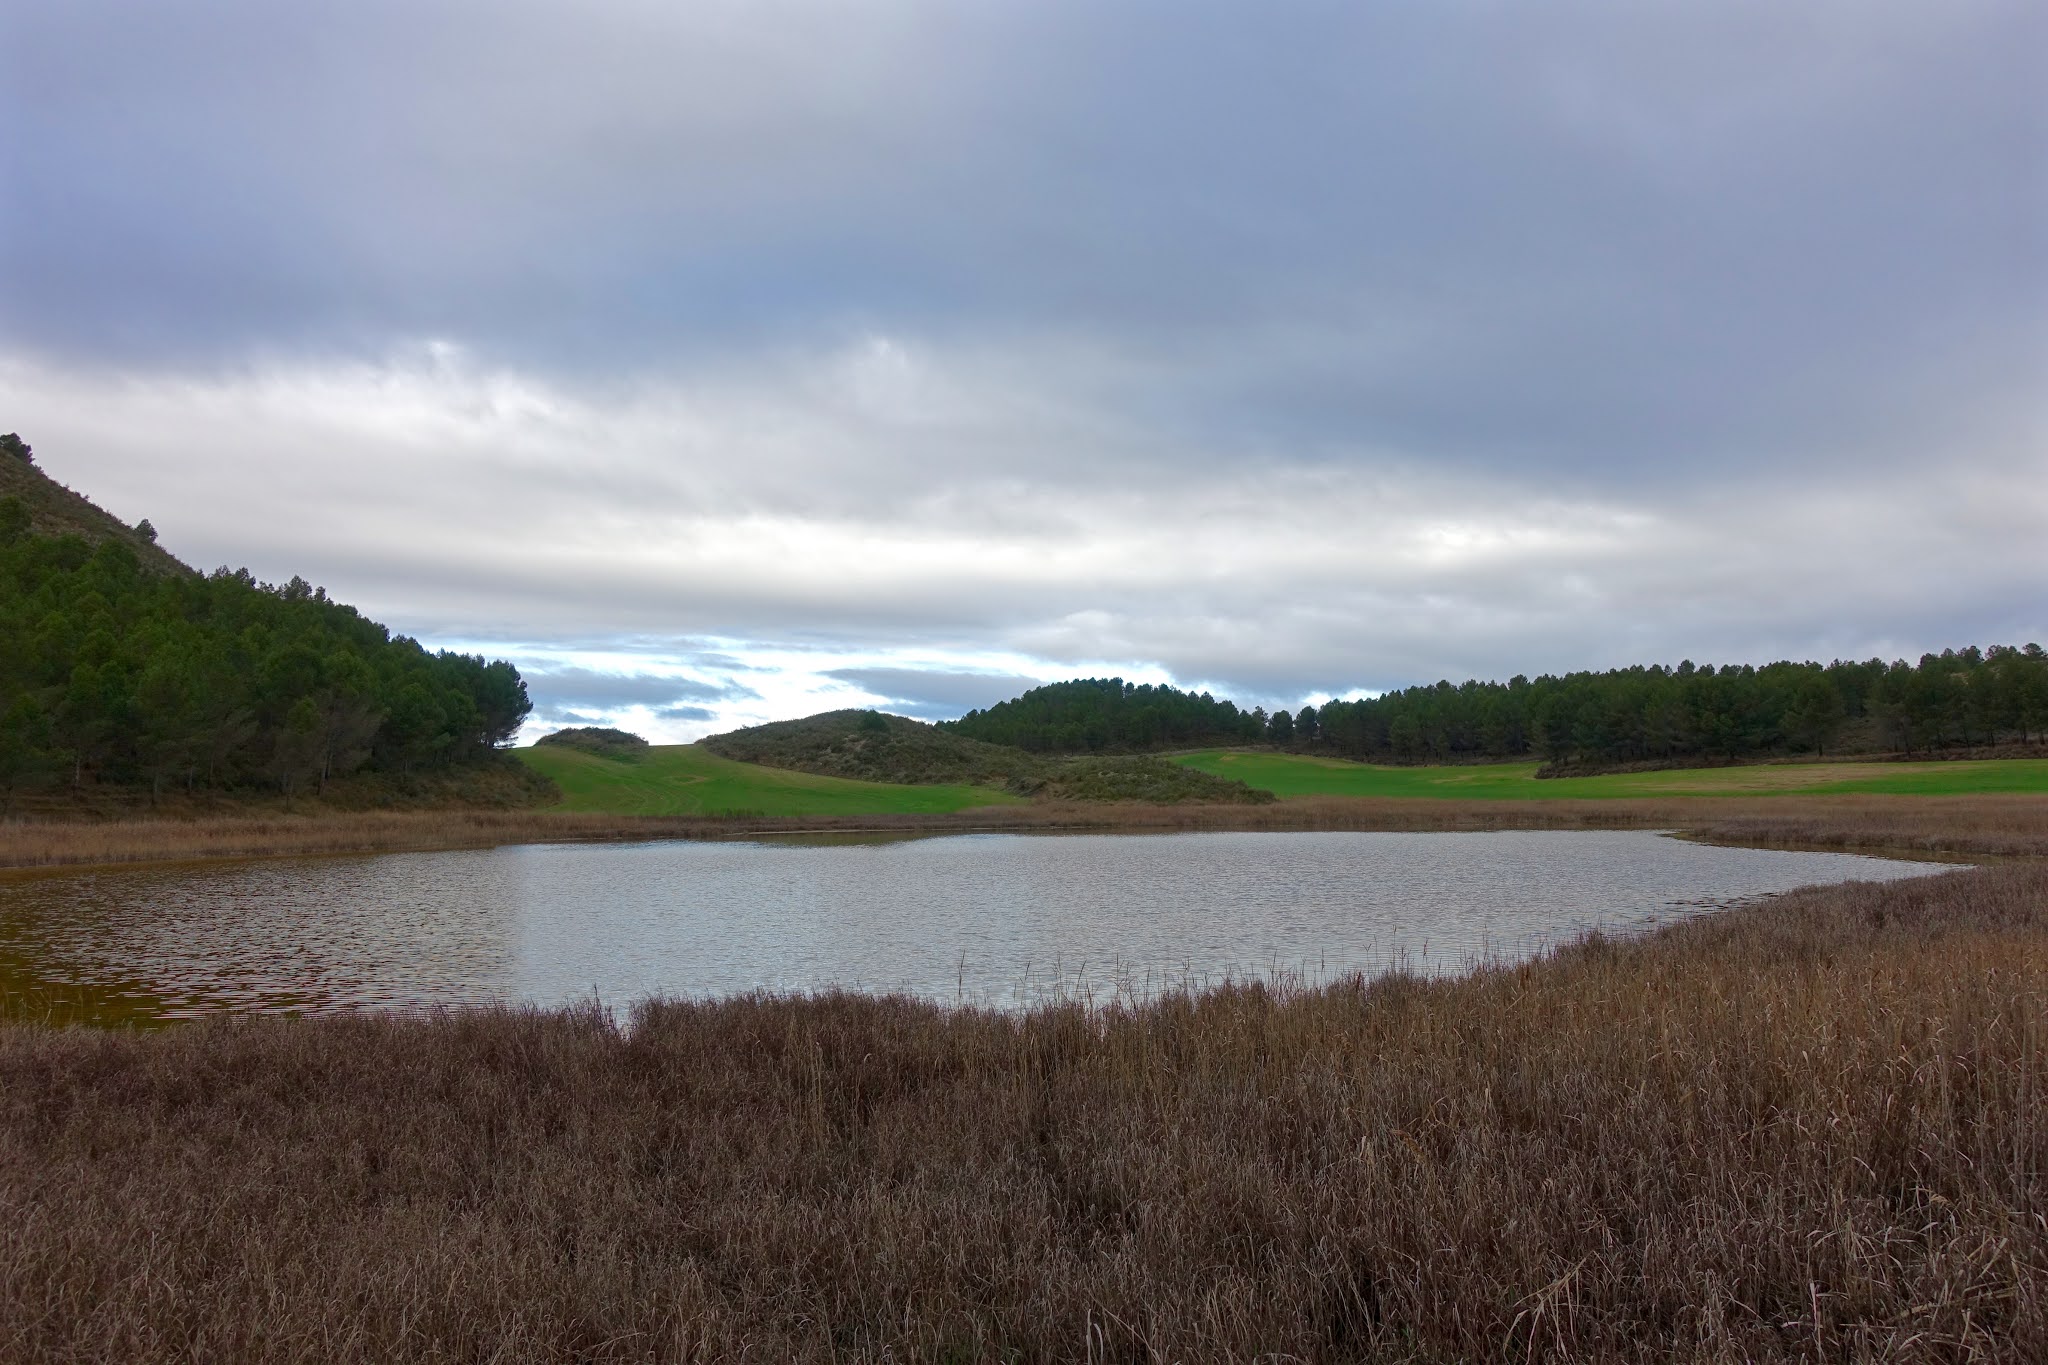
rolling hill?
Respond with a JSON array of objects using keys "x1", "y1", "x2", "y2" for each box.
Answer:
[
  {"x1": 516, "y1": 740, "x2": 1022, "y2": 817},
  {"x1": 702, "y1": 710, "x2": 1273, "y2": 804}
]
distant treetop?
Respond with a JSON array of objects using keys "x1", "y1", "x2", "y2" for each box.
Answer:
[
  {"x1": 0, "y1": 433, "x2": 31, "y2": 466},
  {"x1": 944, "y1": 677, "x2": 1260, "y2": 753}
]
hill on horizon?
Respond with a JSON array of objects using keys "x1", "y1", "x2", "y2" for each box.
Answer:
[{"x1": 701, "y1": 709, "x2": 1272, "y2": 804}]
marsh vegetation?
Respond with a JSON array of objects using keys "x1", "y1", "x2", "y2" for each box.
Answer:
[
  {"x1": 3, "y1": 861, "x2": 2042, "y2": 1361},
  {"x1": 4, "y1": 791, "x2": 2045, "y2": 872}
]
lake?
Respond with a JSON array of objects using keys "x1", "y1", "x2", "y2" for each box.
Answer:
[{"x1": 0, "y1": 830, "x2": 1951, "y2": 1023}]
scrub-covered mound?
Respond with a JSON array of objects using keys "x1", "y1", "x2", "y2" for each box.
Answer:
[{"x1": 704, "y1": 709, "x2": 1272, "y2": 804}]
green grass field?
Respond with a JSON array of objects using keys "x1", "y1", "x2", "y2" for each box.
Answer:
[
  {"x1": 521, "y1": 741, "x2": 2048, "y2": 814},
  {"x1": 517, "y1": 743, "x2": 1023, "y2": 817},
  {"x1": 1172, "y1": 750, "x2": 2048, "y2": 800}
]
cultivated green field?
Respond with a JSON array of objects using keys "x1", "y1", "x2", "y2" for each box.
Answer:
[
  {"x1": 518, "y1": 743, "x2": 1023, "y2": 817},
  {"x1": 1172, "y1": 750, "x2": 2048, "y2": 801}
]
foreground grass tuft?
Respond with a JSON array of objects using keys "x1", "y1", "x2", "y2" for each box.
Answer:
[{"x1": 3, "y1": 863, "x2": 2044, "y2": 1360}]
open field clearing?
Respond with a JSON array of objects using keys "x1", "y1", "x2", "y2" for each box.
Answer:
[
  {"x1": 516, "y1": 742, "x2": 1021, "y2": 817},
  {"x1": 3, "y1": 861, "x2": 2042, "y2": 1361},
  {"x1": 1176, "y1": 750, "x2": 2048, "y2": 800}
]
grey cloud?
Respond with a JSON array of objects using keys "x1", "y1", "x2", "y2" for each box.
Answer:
[
  {"x1": 8, "y1": 355, "x2": 2044, "y2": 710},
  {"x1": 6, "y1": 2, "x2": 2040, "y2": 491},
  {"x1": 2, "y1": 2, "x2": 2043, "y2": 710}
]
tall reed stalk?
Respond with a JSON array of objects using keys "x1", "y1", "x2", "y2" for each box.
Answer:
[{"x1": 3, "y1": 862, "x2": 2043, "y2": 1360}]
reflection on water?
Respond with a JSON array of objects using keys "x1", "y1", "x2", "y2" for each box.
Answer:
[{"x1": 0, "y1": 830, "x2": 1951, "y2": 1023}]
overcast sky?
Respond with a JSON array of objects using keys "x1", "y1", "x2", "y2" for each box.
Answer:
[{"x1": 3, "y1": 1, "x2": 2043, "y2": 738}]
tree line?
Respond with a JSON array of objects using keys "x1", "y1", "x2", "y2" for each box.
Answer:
[
  {"x1": 947, "y1": 648, "x2": 2048, "y2": 767},
  {"x1": 0, "y1": 495, "x2": 530, "y2": 804}
]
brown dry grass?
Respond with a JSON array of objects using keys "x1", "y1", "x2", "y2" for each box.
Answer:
[
  {"x1": 3, "y1": 792, "x2": 2043, "y2": 871},
  {"x1": 2, "y1": 862, "x2": 2043, "y2": 1361}
]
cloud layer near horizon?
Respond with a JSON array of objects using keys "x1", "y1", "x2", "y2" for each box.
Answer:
[{"x1": 3, "y1": 2, "x2": 2043, "y2": 737}]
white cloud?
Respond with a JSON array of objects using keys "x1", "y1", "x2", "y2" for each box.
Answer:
[
  {"x1": 5, "y1": 334, "x2": 2042, "y2": 736},
  {"x1": 5, "y1": 2, "x2": 2043, "y2": 728}
]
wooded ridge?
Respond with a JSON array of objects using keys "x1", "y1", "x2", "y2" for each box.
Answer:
[
  {"x1": 0, "y1": 436, "x2": 533, "y2": 808},
  {"x1": 946, "y1": 647, "x2": 2048, "y2": 769}
]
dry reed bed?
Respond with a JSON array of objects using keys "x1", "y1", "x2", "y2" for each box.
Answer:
[
  {"x1": 2, "y1": 863, "x2": 2043, "y2": 1361},
  {"x1": 3, "y1": 792, "x2": 2045, "y2": 870}
]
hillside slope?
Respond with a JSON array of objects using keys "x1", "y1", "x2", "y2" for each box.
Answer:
[
  {"x1": 703, "y1": 710, "x2": 1273, "y2": 804},
  {"x1": 703, "y1": 709, "x2": 1039, "y2": 786},
  {"x1": 0, "y1": 436, "x2": 190, "y2": 575}
]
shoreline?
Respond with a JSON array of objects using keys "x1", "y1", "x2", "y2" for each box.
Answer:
[
  {"x1": 3, "y1": 791, "x2": 2045, "y2": 874},
  {"x1": 5, "y1": 862, "x2": 2041, "y2": 1358}
]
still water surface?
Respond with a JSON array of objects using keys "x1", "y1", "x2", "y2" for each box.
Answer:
[{"x1": 0, "y1": 830, "x2": 1949, "y2": 1021}]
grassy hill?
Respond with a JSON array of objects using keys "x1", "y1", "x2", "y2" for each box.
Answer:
[
  {"x1": 702, "y1": 710, "x2": 1272, "y2": 804},
  {"x1": 1175, "y1": 750, "x2": 2048, "y2": 800},
  {"x1": 703, "y1": 709, "x2": 1039, "y2": 786},
  {"x1": 0, "y1": 438, "x2": 189, "y2": 575},
  {"x1": 517, "y1": 741, "x2": 1022, "y2": 817}
]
